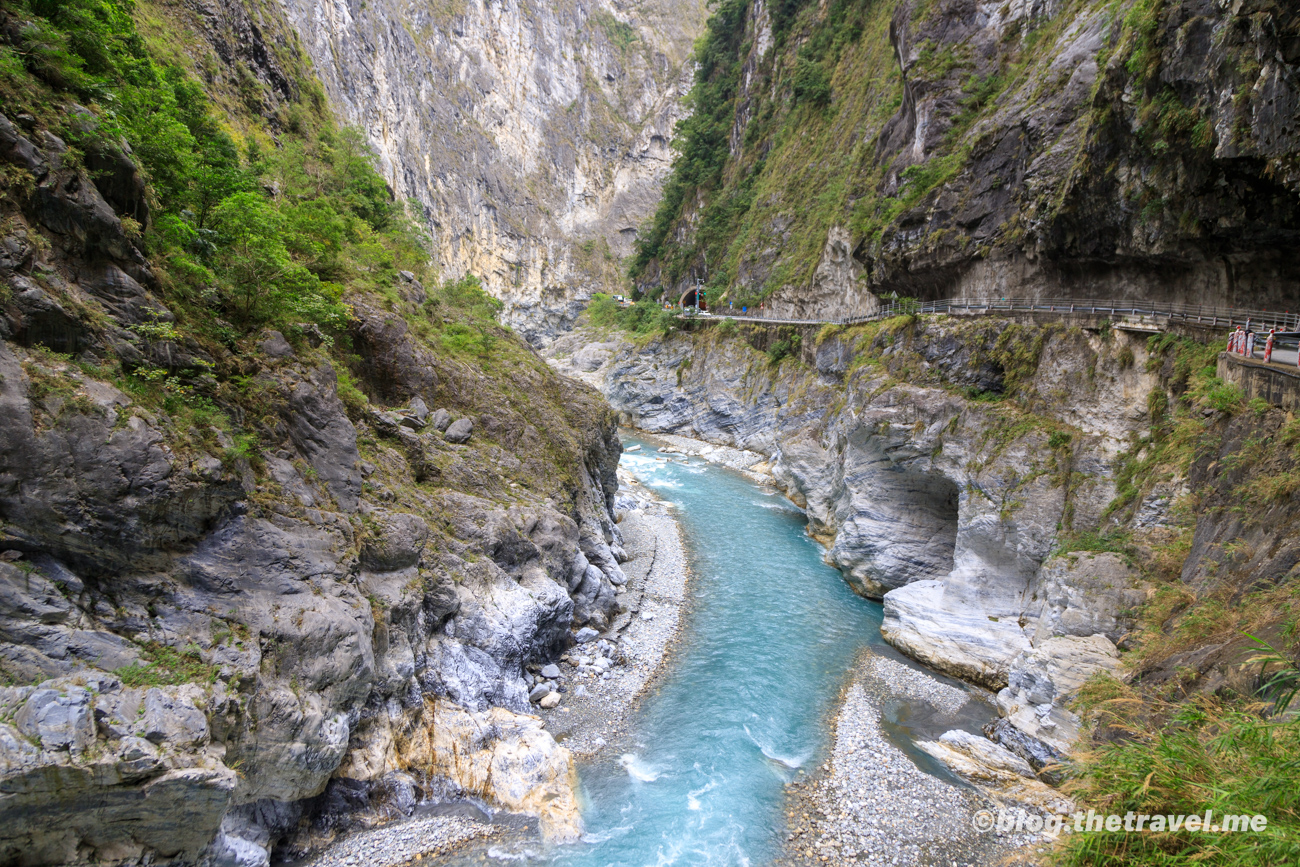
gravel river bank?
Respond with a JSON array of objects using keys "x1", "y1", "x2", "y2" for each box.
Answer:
[{"x1": 307, "y1": 431, "x2": 1037, "y2": 867}]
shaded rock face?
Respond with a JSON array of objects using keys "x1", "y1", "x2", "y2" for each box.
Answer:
[
  {"x1": 0, "y1": 114, "x2": 625, "y2": 864},
  {"x1": 0, "y1": 677, "x2": 238, "y2": 866},
  {"x1": 548, "y1": 318, "x2": 1155, "y2": 760},
  {"x1": 637, "y1": 0, "x2": 1300, "y2": 318},
  {"x1": 276, "y1": 0, "x2": 709, "y2": 342}
]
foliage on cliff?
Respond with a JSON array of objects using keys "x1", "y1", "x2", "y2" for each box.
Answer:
[
  {"x1": 0, "y1": 0, "x2": 427, "y2": 336},
  {"x1": 0, "y1": 0, "x2": 614, "y2": 503},
  {"x1": 1055, "y1": 336, "x2": 1300, "y2": 865},
  {"x1": 630, "y1": 0, "x2": 1300, "y2": 307}
]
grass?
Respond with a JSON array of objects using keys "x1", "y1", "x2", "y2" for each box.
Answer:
[
  {"x1": 1058, "y1": 697, "x2": 1300, "y2": 865},
  {"x1": 1052, "y1": 529, "x2": 1134, "y2": 559},
  {"x1": 584, "y1": 293, "x2": 678, "y2": 337},
  {"x1": 117, "y1": 642, "x2": 219, "y2": 687}
]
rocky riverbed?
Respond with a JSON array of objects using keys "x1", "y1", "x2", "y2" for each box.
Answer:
[
  {"x1": 777, "y1": 651, "x2": 1046, "y2": 867},
  {"x1": 529, "y1": 465, "x2": 692, "y2": 756},
  {"x1": 297, "y1": 815, "x2": 500, "y2": 867}
]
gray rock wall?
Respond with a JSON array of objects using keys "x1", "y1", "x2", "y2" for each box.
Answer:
[
  {"x1": 0, "y1": 114, "x2": 626, "y2": 864},
  {"x1": 275, "y1": 0, "x2": 708, "y2": 342},
  {"x1": 548, "y1": 318, "x2": 1159, "y2": 762}
]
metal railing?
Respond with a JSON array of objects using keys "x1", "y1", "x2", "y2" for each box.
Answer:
[{"x1": 692, "y1": 298, "x2": 1300, "y2": 332}]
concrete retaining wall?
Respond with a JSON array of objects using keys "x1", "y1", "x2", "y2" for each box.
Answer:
[{"x1": 1218, "y1": 352, "x2": 1300, "y2": 412}]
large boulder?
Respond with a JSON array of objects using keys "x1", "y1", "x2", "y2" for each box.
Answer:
[
  {"x1": 360, "y1": 512, "x2": 430, "y2": 572},
  {"x1": 444, "y1": 417, "x2": 473, "y2": 443}
]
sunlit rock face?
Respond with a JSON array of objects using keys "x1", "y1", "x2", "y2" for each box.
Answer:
[{"x1": 279, "y1": 0, "x2": 708, "y2": 343}]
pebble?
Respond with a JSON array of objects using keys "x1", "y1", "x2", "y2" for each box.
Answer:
[
  {"x1": 305, "y1": 815, "x2": 495, "y2": 867},
  {"x1": 776, "y1": 651, "x2": 1041, "y2": 866}
]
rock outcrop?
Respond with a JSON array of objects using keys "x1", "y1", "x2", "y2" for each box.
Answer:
[
  {"x1": 632, "y1": 0, "x2": 1300, "y2": 317},
  {"x1": 0, "y1": 96, "x2": 628, "y2": 864},
  {"x1": 548, "y1": 317, "x2": 1160, "y2": 768}
]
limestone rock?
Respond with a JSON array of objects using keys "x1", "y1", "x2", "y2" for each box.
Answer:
[
  {"x1": 259, "y1": 331, "x2": 294, "y2": 358},
  {"x1": 14, "y1": 686, "x2": 95, "y2": 753},
  {"x1": 916, "y1": 730, "x2": 1073, "y2": 817},
  {"x1": 396, "y1": 700, "x2": 582, "y2": 842},
  {"x1": 274, "y1": 0, "x2": 708, "y2": 343},
  {"x1": 360, "y1": 512, "x2": 430, "y2": 572},
  {"x1": 444, "y1": 418, "x2": 473, "y2": 443},
  {"x1": 1024, "y1": 552, "x2": 1147, "y2": 645}
]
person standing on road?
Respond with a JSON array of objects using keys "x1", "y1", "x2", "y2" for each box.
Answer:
[{"x1": 1232, "y1": 325, "x2": 1245, "y2": 354}]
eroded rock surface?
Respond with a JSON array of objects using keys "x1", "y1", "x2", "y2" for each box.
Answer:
[
  {"x1": 0, "y1": 114, "x2": 625, "y2": 864},
  {"x1": 548, "y1": 318, "x2": 1158, "y2": 769},
  {"x1": 276, "y1": 0, "x2": 709, "y2": 342}
]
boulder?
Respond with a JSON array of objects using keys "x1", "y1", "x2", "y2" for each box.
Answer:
[
  {"x1": 360, "y1": 512, "x2": 430, "y2": 572},
  {"x1": 539, "y1": 692, "x2": 561, "y2": 709},
  {"x1": 916, "y1": 729, "x2": 1074, "y2": 816},
  {"x1": 430, "y1": 408, "x2": 452, "y2": 432},
  {"x1": 138, "y1": 688, "x2": 209, "y2": 749},
  {"x1": 258, "y1": 331, "x2": 294, "y2": 358},
  {"x1": 14, "y1": 686, "x2": 95, "y2": 753},
  {"x1": 444, "y1": 418, "x2": 473, "y2": 443},
  {"x1": 393, "y1": 700, "x2": 582, "y2": 841},
  {"x1": 280, "y1": 364, "x2": 362, "y2": 512}
]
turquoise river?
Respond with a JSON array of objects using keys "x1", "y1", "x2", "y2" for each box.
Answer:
[{"x1": 436, "y1": 435, "x2": 980, "y2": 865}]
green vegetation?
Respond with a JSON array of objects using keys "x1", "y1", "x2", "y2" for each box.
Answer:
[
  {"x1": 584, "y1": 293, "x2": 678, "y2": 337},
  {"x1": 0, "y1": 0, "x2": 507, "y2": 463},
  {"x1": 627, "y1": 0, "x2": 1110, "y2": 304},
  {"x1": 590, "y1": 10, "x2": 638, "y2": 52},
  {"x1": 1057, "y1": 332, "x2": 1300, "y2": 866},
  {"x1": 627, "y1": 0, "x2": 748, "y2": 285},
  {"x1": 1060, "y1": 697, "x2": 1300, "y2": 865},
  {"x1": 118, "y1": 642, "x2": 219, "y2": 687},
  {"x1": 0, "y1": 0, "x2": 431, "y2": 345},
  {"x1": 766, "y1": 332, "x2": 801, "y2": 366}
]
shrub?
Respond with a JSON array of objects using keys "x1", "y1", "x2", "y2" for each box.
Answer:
[
  {"x1": 792, "y1": 56, "x2": 832, "y2": 107},
  {"x1": 767, "y1": 333, "x2": 801, "y2": 365},
  {"x1": 118, "y1": 643, "x2": 219, "y2": 687},
  {"x1": 586, "y1": 293, "x2": 621, "y2": 328}
]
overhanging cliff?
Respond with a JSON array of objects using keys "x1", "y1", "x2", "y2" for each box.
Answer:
[{"x1": 630, "y1": 0, "x2": 1300, "y2": 318}]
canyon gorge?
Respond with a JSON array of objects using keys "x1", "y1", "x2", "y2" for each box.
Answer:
[{"x1": 0, "y1": 0, "x2": 1297, "y2": 864}]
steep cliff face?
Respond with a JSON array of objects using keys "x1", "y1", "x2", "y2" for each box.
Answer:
[
  {"x1": 630, "y1": 0, "x2": 1300, "y2": 317},
  {"x1": 549, "y1": 315, "x2": 1300, "y2": 772},
  {"x1": 276, "y1": 0, "x2": 708, "y2": 341},
  {"x1": 0, "y1": 1, "x2": 631, "y2": 862}
]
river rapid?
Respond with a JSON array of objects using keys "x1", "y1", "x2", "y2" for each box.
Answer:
[{"x1": 434, "y1": 435, "x2": 991, "y2": 866}]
